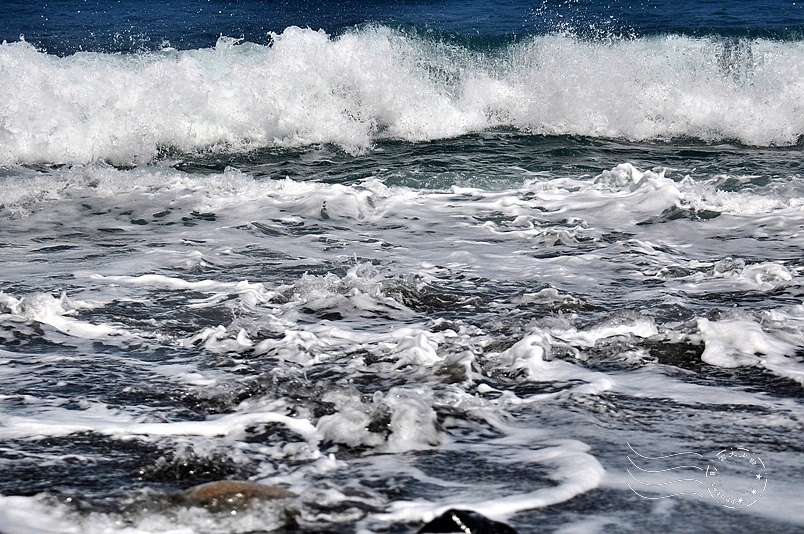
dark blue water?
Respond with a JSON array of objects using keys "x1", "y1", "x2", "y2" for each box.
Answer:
[{"x1": 3, "y1": 0, "x2": 804, "y2": 55}]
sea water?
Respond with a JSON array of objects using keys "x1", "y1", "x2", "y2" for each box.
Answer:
[{"x1": 1, "y1": 1, "x2": 804, "y2": 533}]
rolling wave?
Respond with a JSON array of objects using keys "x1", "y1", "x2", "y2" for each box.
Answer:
[{"x1": 2, "y1": 25, "x2": 803, "y2": 165}]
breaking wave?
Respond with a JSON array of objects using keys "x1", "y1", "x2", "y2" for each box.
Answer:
[{"x1": 2, "y1": 26, "x2": 803, "y2": 165}]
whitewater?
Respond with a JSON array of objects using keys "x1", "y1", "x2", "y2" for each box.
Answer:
[
  {"x1": 2, "y1": 6, "x2": 804, "y2": 534},
  {"x1": 2, "y1": 27, "x2": 804, "y2": 167}
]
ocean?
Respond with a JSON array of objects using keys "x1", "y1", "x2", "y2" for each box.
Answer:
[{"x1": 1, "y1": 1, "x2": 804, "y2": 532}]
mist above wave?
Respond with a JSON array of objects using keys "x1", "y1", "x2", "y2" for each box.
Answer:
[{"x1": 2, "y1": 25, "x2": 803, "y2": 165}]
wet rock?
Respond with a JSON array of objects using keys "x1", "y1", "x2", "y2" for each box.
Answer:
[
  {"x1": 184, "y1": 480, "x2": 296, "y2": 508},
  {"x1": 418, "y1": 509, "x2": 519, "y2": 534}
]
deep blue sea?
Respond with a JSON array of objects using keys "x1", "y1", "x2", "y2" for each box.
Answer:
[{"x1": 2, "y1": 1, "x2": 804, "y2": 533}]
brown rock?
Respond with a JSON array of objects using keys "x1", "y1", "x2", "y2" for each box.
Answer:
[{"x1": 184, "y1": 480, "x2": 296, "y2": 508}]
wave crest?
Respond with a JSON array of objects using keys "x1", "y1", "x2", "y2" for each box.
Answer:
[{"x1": 2, "y1": 27, "x2": 803, "y2": 165}]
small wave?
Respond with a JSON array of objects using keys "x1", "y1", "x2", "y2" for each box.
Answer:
[{"x1": 2, "y1": 27, "x2": 803, "y2": 165}]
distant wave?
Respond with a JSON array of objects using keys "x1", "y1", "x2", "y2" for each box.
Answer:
[{"x1": 2, "y1": 26, "x2": 803, "y2": 166}]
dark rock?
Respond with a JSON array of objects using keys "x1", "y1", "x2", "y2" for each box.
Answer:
[{"x1": 418, "y1": 509, "x2": 519, "y2": 534}]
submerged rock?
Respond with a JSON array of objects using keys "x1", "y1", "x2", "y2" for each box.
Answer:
[
  {"x1": 418, "y1": 509, "x2": 519, "y2": 534},
  {"x1": 184, "y1": 480, "x2": 296, "y2": 508}
]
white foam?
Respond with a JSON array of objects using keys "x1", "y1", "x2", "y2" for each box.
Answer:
[
  {"x1": 670, "y1": 257, "x2": 798, "y2": 294},
  {"x1": 695, "y1": 312, "x2": 804, "y2": 385},
  {"x1": 383, "y1": 387, "x2": 442, "y2": 452},
  {"x1": 2, "y1": 29, "x2": 803, "y2": 165},
  {"x1": 550, "y1": 314, "x2": 659, "y2": 348},
  {"x1": 1, "y1": 162, "x2": 795, "y2": 290},
  {"x1": 379, "y1": 438, "x2": 605, "y2": 522},
  {"x1": 493, "y1": 331, "x2": 614, "y2": 396},
  {"x1": 0, "y1": 390, "x2": 316, "y2": 445},
  {"x1": 0, "y1": 496, "x2": 76, "y2": 534},
  {"x1": 0, "y1": 291, "x2": 127, "y2": 340},
  {"x1": 5, "y1": 161, "x2": 803, "y2": 388},
  {"x1": 615, "y1": 367, "x2": 763, "y2": 406},
  {"x1": 316, "y1": 386, "x2": 441, "y2": 452},
  {"x1": 468, "y1": 440, "x2": 606, "y2": 519},
  {"x1": 0, "y1": 400, "x2": 142, "y2": 440},
  {"x1": 697, "y1": 317, "x2": 797, "y2": 368}
]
